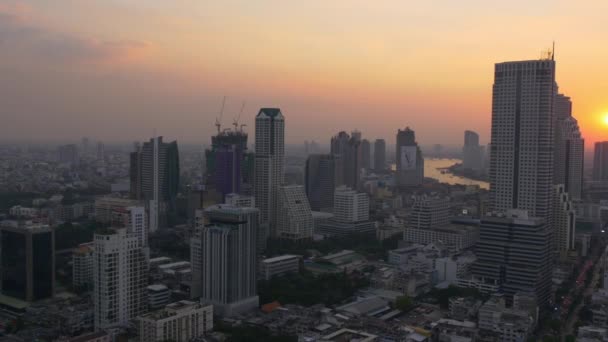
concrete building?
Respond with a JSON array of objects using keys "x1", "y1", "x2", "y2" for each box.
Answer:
[
  {"x1": 408, "y1": 194, "x2": 450, "y2": 229},
  {"x1": 191, "y1": 205, "x2": 259, "y2": 316},
  {"x1": 472, "y1": 210, "x2": 552, "y2": 306},
  {"x1": 260, "y1": 255, "x2": 300, "y2": 280},
  {"x1": 138, "y1": 300, "x2": 213, "y2": 342},
  {"x1": 435, "y1": 253, "x2": 477, "y2": 285},
  {"x1": 277, "y1": 185, "x2": 314, "y2": 241},
  {"x1": 93, "y1": 228, "x2": 149, "y2": 330},
  {"x1": 331, "y1": 131, "x2": 362, "y2": 190},
  {"x1": 403, "y1": 225, "x2": 479, "y2": 253},
  {"x1": 94, "y1": 197, "x2": 141, "y2": 224},
  {"x1": 305, "y1": 154, "x2": 342, "y2": 211},
  {"x1": 594, "y1": 141, "x2": 608, "y2": 182},
  {"x1": 8, "y1": 206, "x2": 39, "y2": 218},
  {"x1": 553, "y1": 93, "x2": 584, "y2": 199},
  {"x1": 254, "y1": 108, "x2": 285, "y2": 238},
  {"x1": 478, "y1": 295, "x2": 535, "y2": 342},
  {"x1": 73, "y1": 243, "x2": 94, "y2": 289},
  {"x1": 333, "y1": 186, "x2": 369, "y2": 223},
  {"x1": 374, "y1": 139, "x2": 386, "y2": 171},
  {"x1": 58, "y1": 144, "x2": 79, "y2": 165},
  {"x1": 552, "y1": 184, "x2": 576, "y2": 257},
  {"x1": 361, "y1": 139, "x2": 371, "y2": 170},
  {"x1": 489, "y1": 58, "x2": 556, "y2": 220},
  {"x1": 225, "y1": 193, "x2": 255, "y2": 208},
  {"x1": 463, "y1": 130, "x2": 483, "y2": 171},
  {"x1": 130, "y1": 136, "x2": 180, "y2": 232},
  {"x1": 0, "y1": 221, "x2": 55, "y2": 302},
  {"x1": 396, "y1": 127, "x2": 424, "y2": 187},
  {"x1": 111, "y1": 205, "x2": 147, "y2": 247},
  {"x1": 147, "y1": 284, "x2": 170, "y2": 311}
]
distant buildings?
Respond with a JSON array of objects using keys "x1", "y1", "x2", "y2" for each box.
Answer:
[
  {"x1": 553, "y1": 93, "x2": 584, "y2": 199},
  {"x1": 317, "y1": 187, "x2": 374, "y2": 237},
  {"x1": 58, "y1": 144, "x2": 79, "y2": 165},
  {"x1": 305, "y1": 154, "x2": 341, "y2": 212},
  {"x1": 130, "y1": 136, "x2": 180, "y2": 232},
  {"x1": 254, "y1": 108, "x2": 285, "y2": 238},
  {"x1": 396, "y1": 127, "x2": 424, "y2": 187},
  {"x1": 374, "y1": 139, "x2": 386, "y2": 171},
  {"x1": 331, "y1": 131, "x2": 362, "y2": 190},
  {"x1": 361, "y1": 139, "x2": 371, "y2": 170},
  {"x1": 191, "y1": 205, "x2": 259, "y2": 316},
  {"x1": 463, "y1": 130, "x2": 483, "y2": 171},
  {"x1": 277, "y1": 185, "x2": 314, "y2": 241},
  {"x1": 93, "y1": 228, "x2": 149, "y2": 330},
  {"x1": 594, "y1": 141, "x2": 608, "y2": 182},
  {"x1": 204, "y1": 127, "x2": 249, "y2": 199},
  {"x1": 0, "y1": 221, "x2": 55, "y2": 302},
  {"x1": 552, "y1": 184, "x2": 576, "y2": 257},
  {"x1": 138, "y1": 300, "x2": 213, "y2": 342}
]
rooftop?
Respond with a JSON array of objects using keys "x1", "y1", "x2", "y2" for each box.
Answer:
[{"x1": 263, "y1": 254, "x2": 299, "y2": 264}]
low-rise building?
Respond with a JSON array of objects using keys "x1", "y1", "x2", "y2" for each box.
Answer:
[
  {"x1": 478, "y1": 295, "x2": 534, "y2": 342},
  {"x1": 260, "y1": 255, "x2": 300, "y2": 280},
  {"x1": 147, "y1": 284, "x2": 170, "y2": 310},
  {"x1": 577, "y1": 326, "x2": 608, "y2": 342},
  {"x1": 403, "y1": 224, "x2": 479, "y2": 253},
  {"x1": 138, "y1": 300, "x2": 213, "y2": 342},
  {"x1": 321, "y1": 328, "x2": 378, "y2": 341},
  {"x1": 430, "y1": 318, "x2": 477, "y2": 342}
]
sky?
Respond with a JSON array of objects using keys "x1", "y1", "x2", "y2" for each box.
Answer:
[{"x1": 1, "y1": 0, "x2": 607, "y2": 147}]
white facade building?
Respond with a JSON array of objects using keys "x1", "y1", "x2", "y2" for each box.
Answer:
[
  {"x1": 277, "y1": 185, "x2": 314, "y2": 240},
  {"x1": 73, "y1": 243, "x2": 95, "y2": 289},
  {"x1": 333, "y1": 186, "x2": 369, "y2": 223},
  {"x1": 552, "y1": 184, "x2": 576, "y2": 256},
  {"x1": 260, "y1": 255, "x2": 300, "y2": 280},
  {"x1": 93, "y1": 228, "x2": 149, "y2": 330},
  {"x1": 147, "y1": 284, "x2": 170, "y2": 310},
  {"x1": 254, "y1": 108, "x2": 285, "y2": 238},
  {"x1": 113, "y1": 206, "x2": 147, "y2": 247},
  {"x1": 138, "y1": 300, "x2": 213, "y2": 342},
  {"x1": 408, "y1": 194, "x2": 450, "y2": 229}
]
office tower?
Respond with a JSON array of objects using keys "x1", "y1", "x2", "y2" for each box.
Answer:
[
  {"x1": 552, "y1": 185, "x2": 576, "y2": 256},
  {"x1": 374, "y1": 139, "x2": 386, "y2": 171},
  {"x1": 73, "y1": 243, "x2": 94, "y2": 289},
  {"x1": 305, "y1": 154, "x2": 342, "y2": 211},
  {"x1": 473, "y1": 210, "x2": 552, "y2": 306},
  {"x1": 205, "y1": 127, "x2": 248, "y2": 199},
  {"x1": 593, "y1": 142, "x2": 608, "y2": 181},
  {"x1": 489, "y1": 59, "x2": 555, "y2": 219},
  {"x1": 331, "y1": 131, "x2": 362, "y2": 189},
  {"x1": 553, "y1": 93, "x2": 584, "y2": 199},
  {"x1": 361, "y1": 139, "x2": 371, "y2": 170},
  {"x1": 254, "y1": 108, "x2": 285, "y2": 238},
  {"x1": 112, "y1": 206, "x2": 147, "y2": 247},
  {"x1": 58, "y1": 144, "x2": 79, "y2": 165},
  {"x1": 138, "y1": 301, "x2": 213, "y2": 342},
  {"x1": 96, "y1": 141, "x2": 105, "y2": 161},
  {"x1": 93, "y1": 228, "x2": 149, "y2": 330},
  {"x1": 81, "y1": 137, "x2": 90, "y2": 155},
  {"x1": 396, "y1": 127, "x2": 424, "y2": 187},
  {"x1": 130, "y1": 136, "x2": 180, "y2": 232},
  {"x1": 277, "y1": 185, "x2": 314, "y2": 241},
  {"x1": 351, "y1": 130, "x2": 362, "y2": 141},
  {"x1": 191, "y1": 205, "x2": 259, "y2": 316},
  {"x1": 0, "y1": 221, "x2": 55, "y2": 302},
  {"x1": 463, "y1": 130, "x2": 483, "y2": 171},
  {"x1": 333, "y1": 185, "x2": 369, "y2": 222},
  {"x1": 408, "y1": 194, "x2": 450, "y2": 229}
]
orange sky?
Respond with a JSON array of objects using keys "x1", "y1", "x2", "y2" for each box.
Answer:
[{"x1": 1, "y1": 0, "x2": 607, "y2": 147}]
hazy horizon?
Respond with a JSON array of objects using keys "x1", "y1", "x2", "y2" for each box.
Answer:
[{"x1": 2, "y1": 1, "x2": 607, "y2": 146}]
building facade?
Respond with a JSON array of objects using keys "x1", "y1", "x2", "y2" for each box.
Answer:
[
  {"x1": 277, "y1": 185, "x2": 314, "y2": 241},
  {"x1": 305, "y1": 154, "x2": 342, "y2": 212},
  {"x1": 396, "y1": 127, "x2": 424, "y2": 187},
  {"x1": 594, "y1": 141, "x2": 608, "y2": 182},
  {"x1": 553, "y1": 93, "x2": 584, "y2": 199},
  {"x1": 138, "y1": 300, "x2": 213, "y2": 342},
  {"x1": 374, "y1": 139, "x2": 386, "y2": 171},
  {"x1": 408, "y1": 194, "x2": 450, "y2": 229},
  {"x1": 463, "y1": 130, "x2": 483, "y2": 171},
  {"x1": 331, "y1": 131, "x2": 362, "y2": 190},
  {"x1": 260, "y1": 255, "x2": 300, "y2": 280},
  {"x1": 333, "y1": 186, "x2": 369, "y2": 223}
]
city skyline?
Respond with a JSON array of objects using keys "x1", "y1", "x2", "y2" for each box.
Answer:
[{"x1": 1, "y1": 1, "x2": 608, "y2": 146}]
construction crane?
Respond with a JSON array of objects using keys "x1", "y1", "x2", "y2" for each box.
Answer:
[
  {"x1": 233, "y1": 101, "x2": 246, "y2": 131},
  {"x1": 215, "y1": 96, "x2": 226, "y2": 134}
]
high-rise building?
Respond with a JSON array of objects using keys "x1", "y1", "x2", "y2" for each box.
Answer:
[
  {"x1": 0, "y1": 221, "x2": 55, "y2": 302},
  {"x1": 58, "y1": 144, "x2": 79, "y2": 165},
  {"x1": 277, "y1": 185, "x2": 314, "y2": 241},
  {"x1": 553, "y1": 93, "x2": 584, "y2": 199},
  {"x1": 130, "y1": 136, "x2": 180, "y2": 232},
  {"x1": 112, "y1": 206, "x2": 147, "y2": 247},
  {"x1": 396, "y1": 127, "x2": 424, "y2": 187},
  {"x1": 333, "y1": 186, "x2": 369, "y2": 223},
  {"x1": 552, "y1": 185, "x2": 576, "y2": 257},
  {"x1": 374, "y1": 139, "x2": 386, "y2": 171},
  {"x1": 204, "y1": 128, "x2": 248, "y2": 199},
  {"x1": 254, "y1": 108, "x2": 285, "y2": 238},
  {"x1": 331, "y1": 131, "x2": 362, "y2": 189},
  {"x1": 408, "y1": 194, "x2": 450, "y2": 229},
  {"x1": 361, "y1": 139, "x2": 371, "y2": 170},
  {"x1": 463, "y1": 130, "x2": 483, "y2": 171},
  {"x1": 190, "y1": 205, "x2": 259, "y2": 316},
  {"x1": 489, "y1": 59, "x2": 555, "y2": 219},
  {"x1": 473, "y1": 210, "x2": 552, "y2": 306},
  {"x1": 73, "y1": 243, "x2": 94, "y2": 290},
  {"x1": 305, "y1": 154, "x2": 342, "y2": 211},
  {"x1": 96, "y1": 141, "x2": 105, "y2": 161},
  {"x1": 93, "y1": 228, "x2": 149, "y2": 330},
  {"x1": 593, "y1": 142, "x2": 608, "y2": 182}
]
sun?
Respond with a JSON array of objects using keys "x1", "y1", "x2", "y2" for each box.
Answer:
[{"x1": 603, "y1": 114, "x2": 608, "y2": 126}]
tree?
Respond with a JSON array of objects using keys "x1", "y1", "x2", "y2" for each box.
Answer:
[{"x1": 395, "y1": 295, "x2": 414, "y2": 311}]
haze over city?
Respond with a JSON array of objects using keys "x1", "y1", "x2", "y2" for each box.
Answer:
[{"x1": 1, "y1": 0, "x2": 608, "y2": 146}]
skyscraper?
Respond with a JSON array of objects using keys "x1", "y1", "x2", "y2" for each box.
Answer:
[
  {"x1": 130, "y1": 136, "x2": 180, "y2": 232},
  {"x1": 111, "y1": 205, "x2": 147, "y2": 247},
  {"x1": 463, "y1": 130, "x2": 483, "y2": 171},
  {"x1": 593, "y1": 141, "x2": 608, "y2": 181},
  {"x1": 277, "y1": 185, "x2": 314, "y2": 241},
  {"x1": 305, "y1": 154, "x2": 342, "y2": 211},
  {"x1": 552, "y1": 184, "x2": 576, "y2": 257},
  {"x1": 489, "y1": 59, "x2": 555, "y2": 219},
  {"x1": 93, "y1": 228, "x2": 149, "y2": 330},
  {"x1": 254, "y1": 108, "x2": 285, "y2": 238},
  {"x1": 331, "y1": 131, "x2": 361, "y2": 190},
  {"x1": 0, "y1": 221, "x2": 55, "y2": 302},
  {"x1": 361, "y1": 139, "x2": 371, "y2": 170},
  {"x1": 553, "y1": 93, "x2": 584, "y2": 199},
  {"x1": 374, "y1": 139, "x2": 386, "y2": 171},
  {"x1": 396, "y1": 127, "x2": 424, "y2": 187},
  {"x1": 204, "y1": 128, "x2": 248, "y2": 199},
  {"x1": 191, "y1": 205, "x2": 259, "y2": 316}
]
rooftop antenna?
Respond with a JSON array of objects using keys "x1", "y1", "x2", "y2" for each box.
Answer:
[
  {"x1": 215, "y1": 96, "x2": 226, "y2": 134},
  {"x1": 552, "y1": 41, "x2": 555, "y2": 61},
  {"x1": 233, "y1": 101, "x2": 246, "y2": 131}
]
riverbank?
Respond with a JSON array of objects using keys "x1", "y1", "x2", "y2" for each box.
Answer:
[
  {"x1": 424, "y1": 158, "x2": 490, "y2": 190},
  {"x1": 446, "y1": 162, "x2": 489, "y2": 183}
]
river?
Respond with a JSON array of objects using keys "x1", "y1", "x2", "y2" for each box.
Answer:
[{"x1": 424, "y1": 158, "x2": 489, "y2": 189}]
